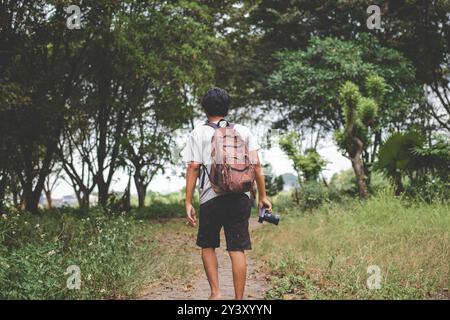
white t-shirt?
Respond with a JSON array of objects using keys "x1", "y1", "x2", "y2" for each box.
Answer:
[{"x1": 183, "y1": 120, "x2": 260, "y2": 204}]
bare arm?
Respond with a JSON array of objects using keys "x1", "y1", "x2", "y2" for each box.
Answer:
[
  {"x1": 185, "y1": 162, "x2": 200, "y2": 226},
  {"x1": 250, "y1": 150, "x2": 272, "y2": 212}
]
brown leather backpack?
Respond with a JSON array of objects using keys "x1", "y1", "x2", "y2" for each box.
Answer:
[{"x1": 201, "y1": 120, "x2": 256, "y2": 195}]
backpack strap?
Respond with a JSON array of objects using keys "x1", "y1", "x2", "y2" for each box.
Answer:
[
  {"x1": 204, "y1": 122, "x2": 219, "y2": 130},
  {"x1": 200, "y1": 164, "x2": 207, "y2": 189},
  {"x1": 200, "y1": 164, "x2": 213, "y2": 189}
]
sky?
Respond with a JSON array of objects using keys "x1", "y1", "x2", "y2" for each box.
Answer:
[{"x1": 51, "y1": 120, "x2": 352, "y2": 199}]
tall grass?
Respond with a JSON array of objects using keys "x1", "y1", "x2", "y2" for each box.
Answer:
[
  {"x1": 254, "y1": 190, "x2": 450, "y2": 299},
  {"x1": 0, "y1": 207, "x2": 196, "y2": 299}
]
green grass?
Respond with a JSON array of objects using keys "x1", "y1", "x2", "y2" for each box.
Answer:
[
  {"x1": 2, "y1": 189, "x2": 448, "y2": 300},
  {"x1": 254, "y1": 190, "x2": 450, "y2": 299},
  {"x1": 0, "y1": 208, "x2": 196, "y2": 299},
  {"x1": 133, "y1": 191, "x2": 198, "y2": 219}
]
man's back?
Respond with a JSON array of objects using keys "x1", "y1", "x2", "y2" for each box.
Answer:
[{"x1": 183, "y1": 121, "x2": 259, "y2": 204}]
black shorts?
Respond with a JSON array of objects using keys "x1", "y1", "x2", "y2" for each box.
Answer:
[{"x1": 197, "y1": 193, "x2": 252, "y2": 251}]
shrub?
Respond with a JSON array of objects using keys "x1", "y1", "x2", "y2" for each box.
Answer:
[
  {"x1": 405, "y1": 176, "x2": 450, "y2": 204},
  {"x1": 329, "y1": 169, "x2": 359, "y2": 196},
  {"x1": 273, "y1": 192, "x2": 299, "y2": 214},
  {"x1": 0, "y1": 209, "x2": 140, "y2": 299},
  {"x1": 298, "y1": 181, "x2": 329, "y2": 211}
]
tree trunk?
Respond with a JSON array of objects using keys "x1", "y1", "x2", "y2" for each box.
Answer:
[
  {"x1": 0, "y1": 174, "x2": 7, "y2": 212},
  {"x1": 393, "y1": 172, "x2": 404, "y2": 196},
  {"x1": 44, "y1": 190, "x2": 53, "y2": 209},
  {"x1": 74, "y1": 188, "x2": 90, "y2": 214},
  {"x1": 80, "y1": 194, "x2": 90, "y2": 213},
  {"x1": 122, "y1": 177, "x2": 131, "y2": 212},
  {"x1": 12, "y1": 189, "x2": 18, "y2": 208},
  {"x1": 134, "y1": 173, "x2": 147, "y2": 208},
  {"x1": 97, "y1": 180, "x2": 109, "y2": 208},
  {"x1": 350, "y1": 154, "x2": 369, "y2": 198},
  {"x1": 23, "y1": 189, "x2": 41, "y2": 214}
]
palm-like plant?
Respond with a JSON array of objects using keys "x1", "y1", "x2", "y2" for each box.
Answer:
[
  {"x1": 413, "y1": 135, "x2": 450, "y2": 182},
  {"x1": 375, "y1": 132, "x2": 424, "y2": 195}
]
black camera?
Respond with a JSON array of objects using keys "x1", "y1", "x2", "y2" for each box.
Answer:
[{"x1": 258, "y1": 207, "x2": 280, "y2": 225}]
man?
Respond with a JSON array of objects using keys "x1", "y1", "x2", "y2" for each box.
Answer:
[{"x1": 183, "y1": 87, "x2": 272, "y2": 300}]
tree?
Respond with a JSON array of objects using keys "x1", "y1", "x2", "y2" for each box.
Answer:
[
  {"x1": 58, "y1": 115, "x2": 97, "y2": 212},
  {"x1": 279, "y1": 131, "x2": 327, "y2": 185},
  {"x1": 243, "y1": 0, "x2": 449, "y2": 132},
  {"x1": 123, "y1": 111, "x2": 173, "y2": 209},
  {"x1": 58, "y1": 1, "x2": 220, "y2": 209},
  {"x1": 334, "y1": 75, "x2": 387, "y2": 197},
  {"x1": 117, "y1": 1, "x2": 218, "y2": 208},
  {"x1": 43, "y1": 162, "x2": 63, "y2": 209},
  {"x1": 270, "y1": 35, "x2": 421, "y2": 130},
  {"x1": 0, "y1": 1, "x2": 88, "y2": 213},
  {"x1": 270, "y1": 36, "x2": 420, "y2": 193},
  {"x1": 263, "y1": 164, "x2": 284, "y2": 197}
]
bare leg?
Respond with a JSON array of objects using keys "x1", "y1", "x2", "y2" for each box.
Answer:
[
  {"x1": 201, "y1": 248, "x2": 221, "y2": 299},
  {"x1": 228, "y1": 250, "x2": 247, "y2": 300}
]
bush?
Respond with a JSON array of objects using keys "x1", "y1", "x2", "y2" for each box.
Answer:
[
  {"x1": 368, "y1": 172, "x2": 390, "y2": 193},
  {"x1": 0, "y1": 208, "x2": 141, "y2": 299},
  {"x1": 329, "y1": 169, "x2": 390, "y2": 196},
  {"x1": 329, "y1": 169, "x2": 359, "y2": 196},
  {"x1": 273, "y1": 192, "x2": 299, "y2": 214},
  {"x1": 405, "y1": 176, "x2": 450, "y2": 204},
  {"x1": 298, "y1": 181, "x2": 329, "y2": 211}
]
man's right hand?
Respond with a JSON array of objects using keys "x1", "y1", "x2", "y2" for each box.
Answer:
[
  {"x1": 258, "y1": 197, "x2": 272, "y2": 213},
  {"x1": 185, "y1": 203, "x2": 197, "y2": 227}
]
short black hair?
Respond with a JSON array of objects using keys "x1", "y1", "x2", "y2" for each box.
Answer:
[{"x1": 200, "y1": 87, "x2": 230, "y2": 117}]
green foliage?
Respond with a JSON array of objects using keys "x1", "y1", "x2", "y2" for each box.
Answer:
[
  {"x1": 298, "y1": 181, "x2": 329, "y2": 211},
  {"x1": 413, "y1": 135, "x2": 450, "y2": 182},
  {"x1": 0, "y1": 208, "x2": 140, "y2": 299},
  {"x1": 272, "y1": 192, "x2": 300, "y2": 215},
  {"x1": 376, "y1": 132, "x2": 450, "y2": 201},
  {"x1": 0, "y1": 204, "x2": 199, "y2": 299},
  {"x1": 365, "y1": 74, "x2": 388, "y2": 106},
  {"x1": 0, "y1": 0, "x2": 227, "y2": 212},
  {"x1": 405, "y1": 176, "x2": 450, "y2": 204},
  {"x1": 340, "y1": 81, "x2": 362, "y2": 126},
  {"x1": 333, "y1": 75, "x2": 387, "y2": 197},
  {"x1": 376, "y1": 132, "x2": 424, "y2": 175},
  {"x1": 279, "y1": 132, "x2": 327, "y2": 183},
  {"x1": 270, "y1": 35, "x2": 421, "y2": 132},
  {"x1": 270, "y1": 34, "x2": 413, "y2": 198},
  {"x1": 330, "y1": 169, "x2": 390, "y2": 196},
  {"x1": 264, "y1": 164, "x2": 285, "y2": 197},
  {"x1": 246, "y1": 0, "x2": 448, "y2": 132},
  {"x1": 335, "y1": 76, "x2": 386, "y2": 155},
  {"x1": 330, "y1": 169, "x2": 359, "y2": 196}
]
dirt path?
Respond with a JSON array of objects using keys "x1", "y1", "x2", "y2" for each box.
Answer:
[{"x1": 139, "y1": 218, "x2": 269, "y2": 300}]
